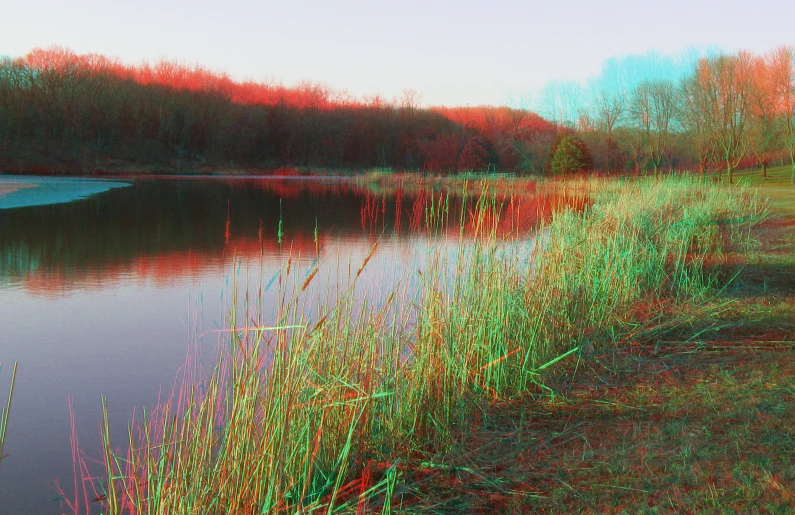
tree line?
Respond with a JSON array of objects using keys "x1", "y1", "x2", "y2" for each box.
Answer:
[
  {"x1": 0, "y1": 46, "x2": 793, "y2": 181},
  {"x1": 0, "y1": 47, "x2": 553, "y2": 175},
  {"x1": 536, "y1": 46, "x2": 795, "y2": 183}
]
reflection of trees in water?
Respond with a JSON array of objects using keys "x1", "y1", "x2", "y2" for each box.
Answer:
[
  {"x1": 0, "y1": 179, "x2": 588, "y2": 293},
  {"x1": 359, "y1": 184, "x2": 589, "y2": 238}
]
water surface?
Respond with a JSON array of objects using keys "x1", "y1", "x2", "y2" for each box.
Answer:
[{"x1": 0, "y1": 175, "x2": 580, "y2": 513}]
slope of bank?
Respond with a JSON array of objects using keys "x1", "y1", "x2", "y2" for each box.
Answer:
[
  {"x1": 68, "y1": 175, "x2": 767, "y2": 514},
  {"x1": 404, "y1": 168, "x2": 795, "y2": 513}
]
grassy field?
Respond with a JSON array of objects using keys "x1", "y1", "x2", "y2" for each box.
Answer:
[
  {"x1": 736, "y1": 165, "x2": 795, "y2": 216},
  {"x1": 28, "y1": 170, "x2": 794, "y2": 513}
]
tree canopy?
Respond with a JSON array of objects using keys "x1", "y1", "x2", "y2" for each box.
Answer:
[
  {"x1": 2, "y1": 45, "x2": 795, "y2": 183},
  {"x1": 457, "y1": 135, "x2": 499, "y2": 172}
]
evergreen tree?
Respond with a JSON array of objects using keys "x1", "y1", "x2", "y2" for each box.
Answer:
[{"x1": 549, "y1": 134, "x2": 593, "y2": 175}]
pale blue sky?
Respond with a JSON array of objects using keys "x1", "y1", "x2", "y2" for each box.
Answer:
[{"x1": 1, "y1": 0, "x2": 790, "y2": 106}]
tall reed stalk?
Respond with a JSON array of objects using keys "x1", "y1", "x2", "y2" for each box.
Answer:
[{"x1": 0, "y1": 361, "x2": 17, "y2": 463}]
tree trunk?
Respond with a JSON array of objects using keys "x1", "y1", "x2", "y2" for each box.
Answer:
[
  {"x1": 727, "y1": 162, "x2": 733, "y2": 184},
  {"x1": 653, "y1": 162, "x2": 659, "y2": 179},
  {"x1": 791, "y1": 150, "x2": 795, "y2": 185},
  {"x1": 762, "y1": 162, "x2": 767, "y2": 179},
  {"x1": 700, "y1": 160, "x2": 707, "y2": 185}
]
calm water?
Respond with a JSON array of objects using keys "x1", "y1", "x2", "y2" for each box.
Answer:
[{"x1": 0, "y1": 175, "x2": 576, "y2": 514}]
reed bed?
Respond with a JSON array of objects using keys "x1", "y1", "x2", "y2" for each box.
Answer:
[{"x1": 76, "y1": 176, "x2": 764, "y2": 514}]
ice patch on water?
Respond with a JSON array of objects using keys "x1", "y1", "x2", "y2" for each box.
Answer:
[{"x1": 0, "y1": 176, "x2": 130, "y2": 209}]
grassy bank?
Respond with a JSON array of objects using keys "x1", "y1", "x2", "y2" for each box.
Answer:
[
  {"x1": 69, "y1": 176, "x2": 766, "y2": 513},
  {"x1": 411, "y1": 168, "x2": 794, "y2": 513}
]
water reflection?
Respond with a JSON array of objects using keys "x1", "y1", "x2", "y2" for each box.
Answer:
[{"x1": 0, "y1": 177, "x2": 586, "y2": 295}]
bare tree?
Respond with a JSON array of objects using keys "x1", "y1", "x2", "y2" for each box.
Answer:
[
  {"x1": 537, "y1": 79, "x2": 584, "y2": 129},
  {"x1": 746, "y1": 52, "x2": 782, "y2": 178},
  {"x1": 770, "y1": 46, "x2": 795, "y2": 184},
  {"x1": 399, "y1": 88, "x2": 422, "y2": 120},
  {"x1": 698, "y1": 53, "x2": 753, "y2": 184},
  {"x1": 679, "y1": 74, "x2": 717, "y2": 181},
  {"x1": 616, "y1": 125, "x2": 647, "y2": 176},
  {"x1": 589, "y1": 88, "x2": 626, "y2": 173},
  {"x1": 505, "y1": 93, "x2": 533, "y2": 139},
  {"x1": 630, "y1": 79, "x2": 676, "y2": 177}
]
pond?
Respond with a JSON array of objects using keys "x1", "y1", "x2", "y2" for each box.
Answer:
[{"x1": 0, "y1": 175, "x2": 581, "y2": 513}]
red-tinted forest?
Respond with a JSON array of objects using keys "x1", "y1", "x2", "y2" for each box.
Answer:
[{"x1": 0, "y1": 47, "x2": 553, "y2": 175}]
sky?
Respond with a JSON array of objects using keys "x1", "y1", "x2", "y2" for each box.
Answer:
[{"x1": 1, "y1": 0, "x2": 791, "y2": 107}]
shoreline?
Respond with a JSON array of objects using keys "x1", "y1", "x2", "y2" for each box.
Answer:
[
  {"x1": 87, "y1": 175, "x2": 769, "y2": 512},
  {"x1": 1, "y1": 171, "x2": 792, "y2": 512}
]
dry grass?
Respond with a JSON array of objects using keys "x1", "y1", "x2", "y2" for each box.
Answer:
[
  {"x1": 399, "y1": 170, "x2": 795, "y2": 514},
  {"x1": 58, "y1": 175, "x2": 772, "y2": 514}
]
